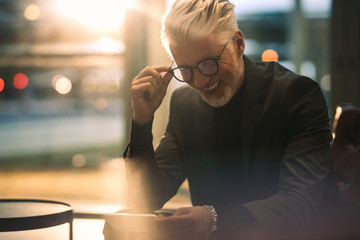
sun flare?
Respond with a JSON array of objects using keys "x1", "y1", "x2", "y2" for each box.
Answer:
[{"x1": 53, "y1": 0, "x2": 131, "y2": 31}]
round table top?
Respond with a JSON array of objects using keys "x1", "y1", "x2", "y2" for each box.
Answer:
[
  {"x1": 0, "y1": 199, "x2": 72, "y2": 219},
  {"x1": 0, "y1": 199, "x2": 73, "y2": 232}
]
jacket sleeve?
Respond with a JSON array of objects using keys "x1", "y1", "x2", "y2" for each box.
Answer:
[{"x1": 123, "y1": 98, "x2": 186, "y2": 211}]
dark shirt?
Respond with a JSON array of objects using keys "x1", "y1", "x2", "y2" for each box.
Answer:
[{"x1": 215, "y1": 87, "x2": 245, "y2": 205}]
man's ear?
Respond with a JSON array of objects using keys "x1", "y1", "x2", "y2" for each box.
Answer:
[{"x1": 234, "y1": 30, "x2": 245, "y2": 57}]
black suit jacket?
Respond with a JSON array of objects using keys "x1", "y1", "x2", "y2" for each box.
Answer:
[{"x1": 125, "y1": 56, "x2": 336, "y2": 239}]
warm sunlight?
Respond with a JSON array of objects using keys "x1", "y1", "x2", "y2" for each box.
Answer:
[
  {"x1": 53, "y1": 0, "x2": 131, "y2": 31},
  {"x1": 95, "y1": 37, "x2": 124, "y2": 54}
]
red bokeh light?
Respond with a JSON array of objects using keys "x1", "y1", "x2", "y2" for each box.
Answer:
[
  {"x1": 0, "y1": 78, "x2": 4, "y2": 93},
  {"x1": 13, "y1": 73, "x2": 29, "y2": 90}
]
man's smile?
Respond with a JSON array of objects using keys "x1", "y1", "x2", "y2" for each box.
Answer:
[{"x1": 203, "y1": 80, "x2": 220, "y2": 93}]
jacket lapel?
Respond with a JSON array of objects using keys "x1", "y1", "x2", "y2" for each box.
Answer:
[
  {"x1": 193, "y1": 95, "x2": 219, "y2": 189},
  {"x1": 240, "y1": 56, "x2": 273, "y2": 188}
]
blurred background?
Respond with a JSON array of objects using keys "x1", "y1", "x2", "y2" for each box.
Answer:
[{"x1": 0, "y1": 0, "x2": 359, "y2": 238}]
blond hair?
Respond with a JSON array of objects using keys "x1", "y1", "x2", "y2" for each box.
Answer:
[{"x1": 161, "y1": 0, "x2": 238, "y2": 57}]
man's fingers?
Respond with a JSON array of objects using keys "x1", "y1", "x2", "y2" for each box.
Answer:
[
  {"x1": 153, "y1": 65, "x2": 171, "y2": 73},
  {"x1": 173, "y1": 207, "x2": 191, "y2": 216},
  {"x1": 132, "y1": 76, "x2": 158, "y2": 90},
  {"x1": 136, "y1": 66, "x2": 170, "y2": 82},
  {"x1": 133, "y1": 66, "x2": 173, "y2": 92},
  {"x1": 153, "y1": 214, "x2": 192, "y2": 228},
  {"x1": 131, "y1": 82, "x2": 156, "y2": 99},
  {"x1": 162, "y1": 70, "x2": 174, "y2": 86}
]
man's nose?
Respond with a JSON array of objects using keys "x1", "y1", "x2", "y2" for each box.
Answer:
[{"x1": 193, "y1": 70, "x2": 210, "y2": 89}]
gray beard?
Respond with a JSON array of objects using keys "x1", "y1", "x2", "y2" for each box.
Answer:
[{"x1": 199, "y1": 83, "x2": 237, "y2": 107}]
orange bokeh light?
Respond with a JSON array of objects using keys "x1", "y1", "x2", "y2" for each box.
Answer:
[
  {"x1": 262, "y1": 49, "x2": 279, "y2": 62},
  {"x1": 13, "y1": 73, "x2": 29, "y2": 90},
  {"x1": 0, "y1": 78, "x2": 4, "y2": 93}
]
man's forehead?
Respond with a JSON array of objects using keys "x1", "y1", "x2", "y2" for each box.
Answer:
[{"x1": 169, "y1": 36, "x2": 221, "y2": 65}]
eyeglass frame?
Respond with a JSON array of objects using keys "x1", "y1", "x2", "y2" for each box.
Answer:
[{"x1": 169, "y1": 42, "x2": 229, "y2": 82}]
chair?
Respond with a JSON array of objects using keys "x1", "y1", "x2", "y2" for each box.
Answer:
[{"x1": 331, "y1": 104, "x2": 360, "y2": 202}]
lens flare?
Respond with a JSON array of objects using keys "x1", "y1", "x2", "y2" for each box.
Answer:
[{"x1": 53, "y1": 0, "x2": 129, "y2": 31}]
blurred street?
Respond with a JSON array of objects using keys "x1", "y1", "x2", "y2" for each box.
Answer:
[{"x1": 0, "y1": 111, "x2": 124, "y2": 162}]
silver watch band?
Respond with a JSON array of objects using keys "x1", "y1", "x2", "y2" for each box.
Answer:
[{"x1": 202, "y1": 205, "x2": 218, "y2": 235}]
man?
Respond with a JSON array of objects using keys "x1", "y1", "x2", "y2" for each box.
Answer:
[{"x1": 105, "y1": 0, "x2": 339, "y2": 239}]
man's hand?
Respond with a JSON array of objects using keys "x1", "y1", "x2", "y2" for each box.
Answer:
[
  {"x1": 150, "y1": 206, "x2": 212, "y2": 240},
  {"x1": 131, "y1": 66, "x2": 172, "y2": 126}
]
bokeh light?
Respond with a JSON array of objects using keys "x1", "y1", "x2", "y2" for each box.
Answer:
[
  {"x1": 0, "y1": 78, "x2": 4, "y2": 93},
  {"x1": 72, "y1": 154, "x2": 86, "y2": 168},
  {"x1": 24, "y1": 4, "x2": 41, "y2": 21},
  {"x1": 13, "y1": 73, "x2": 29, "y2": 90},
  {"x1": 262, "y1": 49, "x2": 279, "y2": 62},
  {"x1": 333, "y1": 106, "x2": 343, "y2": 139},
  {"x1": 320, "y1": 74, "x2": 331, "y2": 91},
  {"x1": 52, "y1": 75, "x2": 72, "y2": 95}
]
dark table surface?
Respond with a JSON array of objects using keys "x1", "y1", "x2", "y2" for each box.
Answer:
[{"x1": 0, "y1": 198, "x2": 73, "y2": 239}]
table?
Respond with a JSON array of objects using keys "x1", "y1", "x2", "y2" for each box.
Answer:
[{"x1": 0, "y1": 199, "x2": 73, "y2": 240}]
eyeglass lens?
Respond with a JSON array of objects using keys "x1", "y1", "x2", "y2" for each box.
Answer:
[
  {"x1": 172, "y1": 60, "x2": 218, "y2": 82},
  {"x1": 172, "y1": 67, "x2": 192, "y2": 82},
  {"x1": 198, "y1": 60, "x2": 218, "y2": 75}
]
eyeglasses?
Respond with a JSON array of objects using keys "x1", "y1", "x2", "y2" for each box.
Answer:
[{"x1": 170, "y1": 42, "x2": 228, "y2": 82}]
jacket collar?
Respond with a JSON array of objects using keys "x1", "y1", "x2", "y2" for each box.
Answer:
[{"x1": 240, "y1": 55, "x2": 273, "y2": 188}]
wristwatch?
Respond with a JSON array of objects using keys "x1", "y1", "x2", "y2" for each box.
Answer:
[{"x1": 202, "y1": 205, "x2": 218, "y2": 235}]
